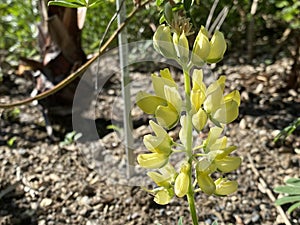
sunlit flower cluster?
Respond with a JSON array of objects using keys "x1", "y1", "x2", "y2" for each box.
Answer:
[{"x1": 136, "y1": 24, "x2": 241, "y2": 206}]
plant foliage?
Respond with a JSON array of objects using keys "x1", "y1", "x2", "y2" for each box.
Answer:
[{"x1": 274, "y1": 178, "x2": 300, "y2": 214}]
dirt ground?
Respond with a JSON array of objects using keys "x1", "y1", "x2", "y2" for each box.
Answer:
[{"x1": 0, "y1": 53, "x2": 300, "y2": 225}]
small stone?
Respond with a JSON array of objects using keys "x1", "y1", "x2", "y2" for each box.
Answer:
[
  {"x1": 79, "y1": 207, "x2": 88, "y2": 216},
  {"x1": 288, "y1": 89, "x2": 298, "y2": 97},
  {"x1": 38, "y1": 219, "x2": 46, "y2": 225},
  {"x1": 239, "y1": 118, "x2": 247, "y2": 129},
  {"x1": 40, "y1": 198, "x2": 52, "y2": 207},
  {"x1": 131, "y1": 212, "x2": 139, "y2": 219},
  {"x1": 254, "y1": 83, "x2": 264, "y2": 94}
]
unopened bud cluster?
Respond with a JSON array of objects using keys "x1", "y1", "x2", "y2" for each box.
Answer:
[
  {"x1": 137, "y1": 21, "x2": 241, "y2": 206},
  {"x1": 153, "y1": 24, "x2": 227, "y2": 68}
]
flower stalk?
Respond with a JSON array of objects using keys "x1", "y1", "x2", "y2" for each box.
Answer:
[{"x1": 136, "y1": 12, "x2": 241, "y2": 225}]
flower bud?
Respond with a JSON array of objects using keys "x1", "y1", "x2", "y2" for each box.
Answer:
[
  {"x1": 173, "y1": 31, "x2": 190, "y2": 65},
  {"x1": 191, "y1": 26, "x2": 211, "y2": 66},
  {"x1": 214, "y1": 178, "x2": 238, "y2": 196},
  {"x1": 174, "y1": 162, "x2": 190, "y2": 197},
  {"x1": 192, "y1": 108, "x2": 208, "y2": 131},
  {"x1": 206, "y1": 31, "x2": 227, "y2": 64},
  {"x1": 153, "y1": 25, "x2": 177, "y2": 59},
  {"x1": 196, "y1": 172, "x2": 216, "y2": 195}
]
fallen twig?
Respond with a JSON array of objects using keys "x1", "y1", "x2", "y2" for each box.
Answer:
[{"x1": 0, "y1": 0, "x2": 153, "y2": 109}]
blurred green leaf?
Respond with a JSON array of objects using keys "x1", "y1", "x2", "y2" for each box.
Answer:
[
  {"x1": 164, "y1": 2, "x2": 174, "y2": 25},
  {"x1": 48, "y1": 0, "x2": 86, "y2": 8},
  {"x1": 48, "y1": 0, "x2": 103, "y2": 8},
  {"x1": 156, "y1": 0, "x2": 164, "y2": 7},
  {"x1": 275, "y1": 195, "x2": 300, "y2": 206},
  {"x1": 274, "y1": 177, "x2": 300, "y2": 214},
  {"x1": 274, "y1": 186, "x2": 300, "y2": 195},
  {"x1": 183, "y1": 0, "x2": 193, "y2": 12},
  {"x1": 287, "y1": 202, "x2": 300, "y2": 214},
  {"x1": 59, "y1": 131, "x2": 82, "y2": 147},
  {"x1": 7, "y1": 136, "x2": 17, "y2": 147},
  {"x1": 177, "y1": 216, "x2": 183, "y2": 225},
  {"x1": 286, "y1": 178, "x2": 300, "y2": 186},
  {"x1": 274, "y1": 117, "x2": 300, "y2": 142}
]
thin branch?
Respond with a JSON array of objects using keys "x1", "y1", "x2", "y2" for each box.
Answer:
[
  {"x1": 98, "y1": 0, "x2": 126, "y2": 48},
  {"x1": 205, "y1": 0, "x2": 219, "y2": 30},
  {"x1": 95, "y1": 0, "x2": 126, "y2": 90},
  {"x1": 208, "y1": 6, "x2": 228, "y2": 34},
  {"x1": 0, "y1": 0, "x2": 153, "y2": 109}
]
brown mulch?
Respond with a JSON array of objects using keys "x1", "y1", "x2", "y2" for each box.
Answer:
[{"x1": 0, "y1": 55, "x2": 300, "y2": 225}]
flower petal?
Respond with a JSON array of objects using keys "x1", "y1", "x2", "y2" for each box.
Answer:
[
  {"x1": 155, "y1": 105, "x2": 179, "y2": 130},
  {"x1": 136, "y1": 91, "x2": 167, "y2": 114},
  {"x1": 137, "y1": 152, "x2": 169, "y2": 169},
  {"x1": 214, "y1": 178, "x2": 238, "y2": 196},
  {"x1": 215, "y1": 156, "x2": 242, "y2": 173}
]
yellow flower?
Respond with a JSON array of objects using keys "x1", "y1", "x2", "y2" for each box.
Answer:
[
  {"x1": 154, "y1": 188, "x2": 174, "y2": 205},
  {"x1": 137, "y1": 152, "x2": 169, "y2": 169},
  {"x1": 136, "y1": 69, "x2": 182, "y2": 130},
  {"x1": 143, "y1": 121, "x2": 173, "y2": 155},
  {"x1": 214, "y1": 178, "x2": 238, "y2": 196},
  {"x1": 212, "y1": 90, "x2": 240, "y2": 124},
  {"x1": 152, "y1": 69, "x2": 178, "y2": 99},
  {"x1": 190, "y1": 69, "x2": 206, "y2": 113},
  {"x1": 147, "y1": 163, "x2": 177, "y2": 188}
]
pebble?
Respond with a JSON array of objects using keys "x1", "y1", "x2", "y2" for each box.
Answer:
[
  {"x1": 239, "y1": 118, "x2": 247, "y2": 129},
  {"x1": 40, "y1": 198, "x2": 52, "y2": 207}
]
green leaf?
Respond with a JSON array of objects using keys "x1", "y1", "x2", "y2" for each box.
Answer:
[
  {"x1": 156, "y1": 0, "x2": 164, "y2": 7},
  {"x1": 286, "y1": 178, "x2": 300, "y2": 187},
  {"x1": 177, "y1": 216, "x2": 183, "y2": 225},
  {"x1": 183, "y1": 0, "x2": 193, "y2": 11},
  {"x1": 48, "y1": 0, "x2": 86, "y2": 8},
  {"x1": 275, "y1": 195, "x2": 300, "y2": 206},
  {"x1": 287, "y1": 201, "x2": 300, "y2": 214},
  {"x1": 212, "y1": 221, "x2": 219, "y2": 225},
  {"x1": 164, "y1": 2, "x2": 173, "y2": 25},
  {"x1": 7, "y1": 137, "x2": 17, "y2": 147},
  {"x1": 159, "y1": 14, "x2": 166, "y2": 24},
  {"x1": 274, "y1": 185, "x2": 300, "y2": 195},
  {"x1": 88, "y1": 0, "x2": 103, "y2": 8}
]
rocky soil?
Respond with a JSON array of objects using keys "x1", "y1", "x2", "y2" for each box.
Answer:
[{"x1": 0, "y1": 54, "x2": 300, "y2": 225}]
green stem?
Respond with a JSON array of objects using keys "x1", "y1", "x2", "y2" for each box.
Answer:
[{"x1": 183, "y1": 69, "x2": 199, "y2": 225}]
